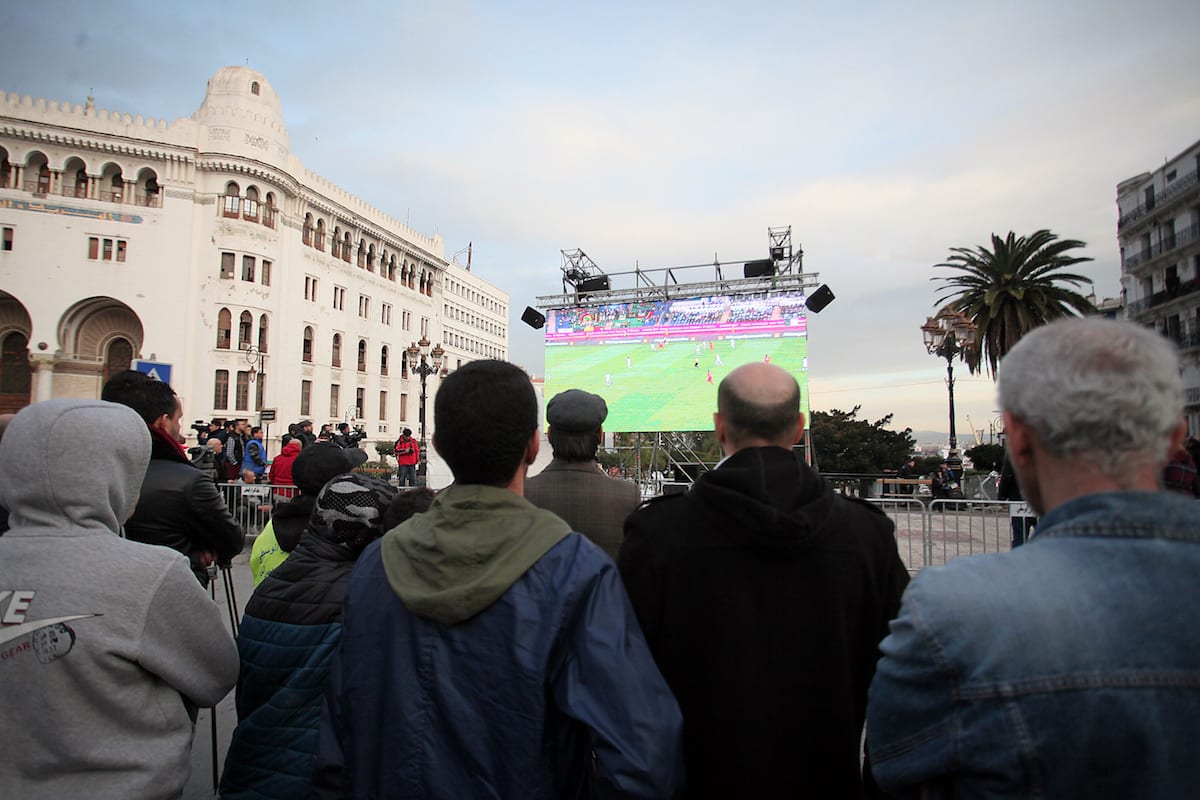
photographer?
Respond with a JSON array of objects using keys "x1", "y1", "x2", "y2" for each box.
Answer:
[
  {"x1": 188, "y1": 438, "x2": 224, "y2": 485},
  {"x1": 333, "y1": 422, "x2": 366, "y2": 448},
  {"x1": 102, "y1": 371, "x2": 244, "y2": 587}
]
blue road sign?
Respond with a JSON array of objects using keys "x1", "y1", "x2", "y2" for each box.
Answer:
[{"x1": 133, "y1": 360, "x2": 173, "y2": 385}]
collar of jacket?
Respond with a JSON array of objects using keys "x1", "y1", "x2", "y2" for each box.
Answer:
[
  {"x1": 541, "y1": 459, "x2": 604, "y2": 474},
  {"x1": 380, "y1": 483, "x2": 571, "y2": 625},
  {"x1": 1033, "y1": 489, "x2": 1200, "y2": 544},
  {"x1": 148, "y1": 425, "x2": 190, "y2": 464}
]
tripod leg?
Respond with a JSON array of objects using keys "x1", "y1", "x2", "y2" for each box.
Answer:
[
  {"x1": 211, "y1": 706, "x2": 219, "y2": 792},
  {"x1": 221, "y1": 565, "x2": 240, "y2": 636}
]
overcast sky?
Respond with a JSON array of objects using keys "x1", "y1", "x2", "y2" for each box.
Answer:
[{"x1": 3, "y1": 0, "x2": 1198, "y2": 439}]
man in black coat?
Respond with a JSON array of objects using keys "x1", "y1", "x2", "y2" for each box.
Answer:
[
  {"x1": 618, "y1": 362, "x2": 910, "y2": 798},
  {"x1": 102, "y1": 371, "x2": 245, "y2": 586}
]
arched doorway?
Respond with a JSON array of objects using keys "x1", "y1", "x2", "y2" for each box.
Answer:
[
  {"x1": 0, "y1": 292, "x2": 33, "y2": 413},
  {"x1": 0, "y1": 330, "x2": 32, "y2": 413}
]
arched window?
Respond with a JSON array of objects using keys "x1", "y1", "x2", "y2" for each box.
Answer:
[
  {"x1": 102, "y1": 337, "x2": 133, "y2": 383},
  {"x1": 223, "y1": 181, "x2": 240, "y2": 218},
  {"x1": 216, "y1": 308, "x2": 232, "y2": 349},
  {"x1": 366, "y1": 243, "x2": 375, "y2": 273},
  {"x1": 342, "y1": 231, "x2": 352, "y2": 263},
  {"x1": 419, "y1": 272, "x2": 427, "y2": 294},
  {"x1": 0, "y1": 148, "x2": 11, "y2": 189},
  {"x1": 357, "y1": 240, "x2": 367, "y2": 268},
  {"x1": 315, "y1": 219, "x2": 326, "y2": 252},
  {"x1": 243, "y1": 186, "x2": 260, "y2": 222},
  {"x1": 64, "y1": 157, "x2": 88, "y2": 198},
  {"x1": 250, "y1": 81, "x2": 261, "y2": 96},
  {"x1": 303, "y1": 213, "x2": 314, "y2": 245},
  {"x1": 258, "y1": 314, "x2": 269, "y2": 353},
  {"x1": 332, "y1": 226, "x2": 343, "y2": 259},
  {"x1": 238, "y1": 311, "x2": 253, "y2": 349},
  {"x1": 357, "y1": 339, "x2": 367, "y2": 372},
  {"x1": 264, "y1": 192, "x2": 277, "y2": 228},
  {"x1": 380, "y1": 345, "x2": 389, "y2": 376},
  {"x1": 302, "y1": 326, "x2": 313, "y2": 362},
  {"x1": 331, "y1": 333, "x2": 342, "y2": 368}
]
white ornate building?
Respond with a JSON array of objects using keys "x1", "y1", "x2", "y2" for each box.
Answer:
[
  {"x1": 0, "y1": 67, "x2": 509, "y2": 460},
  {"x1": 1117, "y1": 138, "x2": 1200, "y2": 432}
]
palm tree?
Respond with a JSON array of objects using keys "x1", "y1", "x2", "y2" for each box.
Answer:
[{"x1": 933, "y1": 229, "x2": 1095, "y2": 378}]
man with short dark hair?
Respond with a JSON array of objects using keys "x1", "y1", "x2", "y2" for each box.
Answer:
[
  {"x1": 525, "y1": 389, "x2": 640, "y2": 559},
  {"x1": 315, "y1": 360, "x2": 683, "y2": 798},
  {"x1": 242, "y1": 425, "x2": 266, "y2": 481},
  {"x1": 223, "y1": 419, "x2": 245, "y2": 481},
  {"x1": 868, "y1": 318, "x2": 1200, "y2": 797},
  {"x1": 620, "y1": 362, "x2": 909, "y2": 798},
  {"x1": 393, "y1": 427, "x2": 419, "y2": 487},
  {"x1": 102, "y1": 371, "x2": 244, "y2": 586}
]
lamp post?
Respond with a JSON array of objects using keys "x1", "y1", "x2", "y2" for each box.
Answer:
[
  {"x1": 920, "y1": 308, "x2": 977, "y2": 466},
  {"x1": 405, "y1": 337, "x2": 445, "y2": 487}
]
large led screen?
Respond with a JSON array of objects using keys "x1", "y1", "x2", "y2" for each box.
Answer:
[{"x1": 543, "y1": 292, "x2": 810, "y2": 432}]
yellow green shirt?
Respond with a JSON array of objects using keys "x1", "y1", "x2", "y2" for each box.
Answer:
[{"x1": 250, "y1": 520, "x2": 290, "y2": 585}]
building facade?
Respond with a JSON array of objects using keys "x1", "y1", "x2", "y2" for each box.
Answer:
[
  {"x1": 1117, "y1": 138, "x2": 1200, "y2": 432},
  {"x1": 0, "y1": 67, "x2": 509, "y2": 460}
]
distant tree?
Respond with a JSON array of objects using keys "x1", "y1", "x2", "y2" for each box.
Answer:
[
  {"x1": 373, "y1": 441, "x2": 393, "y2": 463},
  {"x1": 934, "y1": 229, "x2": 1095, "y2": 378},
  {"x1": 912, "y1": 455, "x2": 944, "y2": 477},
  {"x1": 810, "y1": 407, "x2": 915, "y2": 474},
  {"x1": 965, "y1": 443, "x2": 1005, "y2": 472}
]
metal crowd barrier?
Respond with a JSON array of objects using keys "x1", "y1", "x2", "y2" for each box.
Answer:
[
  {"x1": 868, "y1": 498, "x2": 1023, "y2": 573},
  {"x1": 217, "y1": 482, "x2": 296, "y2": 538}
]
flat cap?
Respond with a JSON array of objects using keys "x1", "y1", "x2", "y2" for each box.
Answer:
[{"x1": 546, "y1": 389, "x2": 607, "y2": 432}]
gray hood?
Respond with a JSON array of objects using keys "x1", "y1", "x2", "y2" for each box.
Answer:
[{"x1": 0, "y1": 399, "x2": 150, "y2": 534}]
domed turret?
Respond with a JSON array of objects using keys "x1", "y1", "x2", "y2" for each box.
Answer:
[{"x1": 194, "y1": 67, "x2": 290, "y2": 166}]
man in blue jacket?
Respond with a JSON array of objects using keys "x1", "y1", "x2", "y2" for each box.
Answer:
[
  {"x1": 868, "y1": 318, "x2": 1200, "y2": 798},
  {"x1": 314, "y1": 359, "x2": 683, "y2": 799}
]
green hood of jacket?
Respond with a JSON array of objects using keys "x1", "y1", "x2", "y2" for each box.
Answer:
[{"x1": 381, "y1": 483, "x2": 571, "y2": 625}]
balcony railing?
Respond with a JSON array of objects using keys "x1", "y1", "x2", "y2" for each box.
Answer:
[
  {"x1": 1119, "y1": 169, "x2": 1199, "y2": 229},
  {"x1": 1122, "y1": 223, "x2": 1200, "y2": 271},
  {"x1": 135, "y1": 192, "x2": 161, "y2": 208}
]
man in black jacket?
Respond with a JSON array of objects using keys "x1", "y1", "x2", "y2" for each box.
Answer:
[
  {"x1": 619, "y1": 362, "x2": 910, "y2": 798},
  {"x1": 102, "y1": 371, "x2": 244, "y2": 586}
]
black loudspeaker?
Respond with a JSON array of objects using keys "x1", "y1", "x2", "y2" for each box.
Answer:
[
  {"x1": 672, "y1": 463, "x2": 702, "y2": 482},
  {"x1": 577, "y1": 275, "x2": 611, "y2": 293},
  {"x1": 744, "y1": 259, "x2": 774, "y2": 278},
  {"x1": 770, "y1": 246, "x2": 785, "y2": 261},
  {"x1": 661, "y1": 482, "x2": 689, "y2": 496},
  {"x1": 806, "y1": 284, "x2": 835, "y2": 313},
  {"x1": 521, "y1": 306, "x2": 546, "y2": 330}
]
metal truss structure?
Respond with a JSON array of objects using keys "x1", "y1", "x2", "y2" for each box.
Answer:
[{"x1": 540, "y1": 226, "x2": 817, "y2": 310}]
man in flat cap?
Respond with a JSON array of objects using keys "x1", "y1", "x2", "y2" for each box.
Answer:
[{"x1": 525, "y1": 389, "x2": 640, "y2": 559}]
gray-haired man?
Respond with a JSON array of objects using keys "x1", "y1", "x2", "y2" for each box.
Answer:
[{"x1": 868, "y1": 317, "x2": 1200, "y2": 797}]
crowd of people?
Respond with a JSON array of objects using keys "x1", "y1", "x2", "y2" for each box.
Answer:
[{"x1": 1, "y1": 316, "x2": 1198, "y2": 799}]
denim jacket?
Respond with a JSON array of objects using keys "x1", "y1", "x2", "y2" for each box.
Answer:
[{"x1": 867, "y1": 490, "x2": 1200, "y2": 799}]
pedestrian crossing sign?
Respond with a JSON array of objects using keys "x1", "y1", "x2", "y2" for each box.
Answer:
[{"x1": 133, "y1": 360, "x2": 173, "y2": 385}]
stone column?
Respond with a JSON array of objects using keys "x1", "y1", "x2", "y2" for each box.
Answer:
[{"x1": 29, "y1": 354, "x2": 56, "y2": 402}]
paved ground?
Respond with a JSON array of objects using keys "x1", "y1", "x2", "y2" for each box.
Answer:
[{"x1": 184, "y1": 552, "x2": 255, "y2": 799}]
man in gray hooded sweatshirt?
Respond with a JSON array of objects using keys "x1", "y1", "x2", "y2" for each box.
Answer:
[{"x1": 0, "y1": 399, "x2": 239, "y2": 800}]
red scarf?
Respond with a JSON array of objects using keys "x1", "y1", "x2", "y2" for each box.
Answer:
[{"x1": 149, "y1": 423, "x2": 188, "y2": 460}]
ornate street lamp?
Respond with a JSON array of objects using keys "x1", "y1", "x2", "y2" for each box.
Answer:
[
  {"x1": 921, "y1": 307, "x2": 977, "y2": 465},
  {"x1": 405, "y1": 337, "x2": 445, "y2": 487}
]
